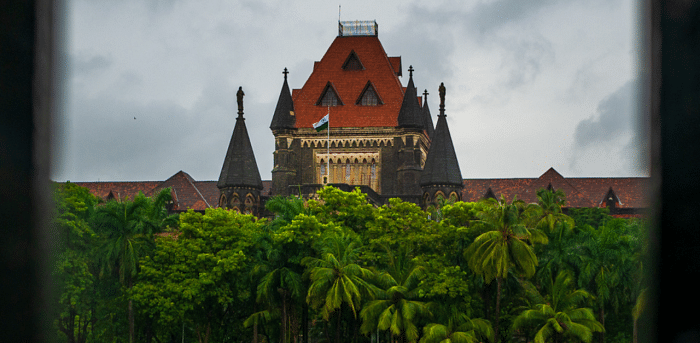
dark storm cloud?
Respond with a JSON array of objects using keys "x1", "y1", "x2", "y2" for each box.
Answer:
[
  {"x1": 568, "y1": 78, "x2": 647, "y2": 175},
  {"x1": 573, "y1": 79, "x2": 635, "y2": 149}
]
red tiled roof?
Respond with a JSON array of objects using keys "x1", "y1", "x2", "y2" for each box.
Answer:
[
  {"x1": 73, "y1": 181, "x2": 161, "y2": 202},
  {"x1": 74, "y1": 171, "x2": 221, "y2": 212},
  {"x1": 462, "y1": 178, "x2": 533, "y2": 203},
  {"x1": 567, "y1": 177, "x2": 650, "y2": 209},
  {"x1": 293, "y1": 36, "x2": 405, "y2": 128},
  {"x1": 388, "y1": 56, "x2": 402, "y2": 76},
  {"x1": 152, "y1": 171, "x2": 215, "y2": 211},
  {"x1": 461, "y1": 167, "x2": 649, "y2": 210}
]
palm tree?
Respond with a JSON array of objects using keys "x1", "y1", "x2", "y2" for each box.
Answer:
[
  {"x1": 256, "y1": 250, "x2": 304, "y2": 343},
  {"x1": 513, "y1": 270, "x2": 604, "y2": 343},
  {"x1": 420, "y1": 312, "x2": 493, "y2": 343},
  {"x1": 533, "y1": 188, "x2": 575, "y2": 235},
  {"x1": 360, "y1": 248, "x2": 431, "y2": 343},
  {"x1": 533, "y1": 188, "x2": 582, "y2": 292},
  {"x1": 253, "y1": 195, "x2": 308, "y2": 343},
  {"x1": 94, "y1": 188, "x2": 177, "y2": 343},
  {"x1": 577, "y1": 219, "x2": 638, "y2": 343},
  {"x1": 464, "y1": 195, "x2": 541, "y2": 343},
  {"x1": 632, "y1": 288, "x2": 647, "y2": 343},
  {"x1": 304, "y1": 232, "x2": 375, "y2": 343}
]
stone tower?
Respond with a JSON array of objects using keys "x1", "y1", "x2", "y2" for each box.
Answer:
[
  {"x1": 420, "y1": 82, "x2": 464, "y2": 207},
  {"x1": 217, "y1": 86, "x2": 264, "y2": 215}
]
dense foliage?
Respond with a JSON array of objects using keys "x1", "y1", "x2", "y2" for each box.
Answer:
[{"x1": 50, "y1": 184, "x2": 648, "y2": 343}]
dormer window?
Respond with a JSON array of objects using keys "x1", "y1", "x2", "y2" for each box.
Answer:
[
  {"x1": 603, "y1": 187, "x2": 620, "y2": 209},
  {"x1": 342, "y1": 50, "x2": 364, "y2": 70},
  {"x1": 484, "y1": 187, "x2": 497, "y2": 200},
  {"x1": 357, "y1": 81, "x2": 383, "y2": 106},
  {"x1": 317, "y1": 82, "x2": 343, "y2": 106}
]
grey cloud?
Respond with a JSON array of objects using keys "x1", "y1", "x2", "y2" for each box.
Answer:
[
  {"x1": 573, "y1": 79, "x2": 635, "y2": 149},
  {"x1": 465, "y1": 0, "x2": 562, "y2": 36},
  {"x1": 500, "y1": 34, "x2": 554, "y2": 89},
  {"x1": 568, "y1": 78, "x2": 647, "y2": 175},
  {"x1": 73, "y1": 54, "x2": 112, "y2": 76}
]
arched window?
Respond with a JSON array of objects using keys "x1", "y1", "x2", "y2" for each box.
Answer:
[
  {"x1": 317, "y1": 82, "x2": 343, "y2": 106},
  {"x1": 356, "y1": 81, "x2": 383, "y2": 106}
]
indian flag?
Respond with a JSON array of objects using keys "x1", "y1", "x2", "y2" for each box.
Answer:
[{"x1": 313, "y1": 114, "x2": 329, "y2": 132}]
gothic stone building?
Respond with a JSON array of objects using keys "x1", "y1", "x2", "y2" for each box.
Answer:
[{"x1": 74, "y1": 21, "x2": 649, "y2": 218}]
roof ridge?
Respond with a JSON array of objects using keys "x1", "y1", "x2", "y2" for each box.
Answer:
[{"x1": 185, "y1": 173, "x2": 212, "y2": 209}]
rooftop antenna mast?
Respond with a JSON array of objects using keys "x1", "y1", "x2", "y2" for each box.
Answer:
[{"x1": 338, "y1": 4, "x2": 341, "y2": 22}]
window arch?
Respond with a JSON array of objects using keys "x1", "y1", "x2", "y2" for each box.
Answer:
[
  {"x1": 317, "y1": 82, "x2": 343, "y2": 106},
  {"x1": 356, "y1": 81, "x2": 383, "y2": 106},
  {"x1": 342, "y1": 50, "x2": 364, "y2": 70}
]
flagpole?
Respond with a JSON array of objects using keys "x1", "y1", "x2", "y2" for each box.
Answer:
[{"x1": 326, "y1": 106, "x2": 330, "y2": 184}]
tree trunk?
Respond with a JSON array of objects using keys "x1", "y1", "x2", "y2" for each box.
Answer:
[
  {"x1": 494, "y1": 277, "x2": 503, "y2": 343},
  {"x1": 302, "y1": 302, "x2": 309, "y2": 343},
  {"x1": 633, "y1": 317, "x2": 638, "y2": 343},
  {"x1": 336, "y1": 309, "x2": 342, "y2": 343},
  {"x1": 128, "y1": 278, "x2": 135, "y2": 343},
  {"x1": 281, "y1": 291, "x2": 288, "y2": 343},
  {"x1": 598, "y1": 306, "x2": 605, "y2": 343},
  {"x1": 129, "y1": 299, "x2": 135, "y2": 343},
  {"x1": 253, "y1": 321, "x2": 258, "y2": 343}
]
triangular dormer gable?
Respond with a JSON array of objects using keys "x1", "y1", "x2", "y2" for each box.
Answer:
[
  {"x1": 484, "y1": 187, "x2": 497, "y2": 200},
  {"x1": 601, "y1": 187, "x2": 621, "y2": 208},
  {"x1": 316, "y1": 82, "x2": 344, "y2": 106},
  {"x1": 356, "y1": 81, "x2": 383, "y2": 106},
  {"x1": 342, "y1": 50, "x2": 364, "y2": 70}
]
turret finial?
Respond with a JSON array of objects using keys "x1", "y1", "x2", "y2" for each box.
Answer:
[
  {"x1": 439, "y1": 83, "x2": 446, "y2": 116},
  {"x1": 236, "y1": 86, "x2": 245, "y2": 118},
  {"x1": 283, "y1": 67, "x2": 289, "y2": 80},
  {"x1": 408, "y1": 65, "x2": 414, "y2": 78}
]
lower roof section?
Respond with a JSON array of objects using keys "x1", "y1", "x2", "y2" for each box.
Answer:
[{"x1": 68, "y1": 167, "x2": 648, "y2": 217}]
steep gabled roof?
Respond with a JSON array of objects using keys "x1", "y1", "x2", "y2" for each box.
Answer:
[
  {"x1": 292, "y1": 36, "x2": 405, "y2": 128},
  {"x1": 153, "y1": 171, "x2": 214, "y2": 211},
  {"x1": 397, "y1": 68, "x2": 424, "y2": 128},
  {"x1": 421, "y1": 90, "x2": 435, "y2": 138},
  {"x1": 218, "y1": 105, "x2": 263, "y2": 190},
  {"x1": 519, "y1": 168, "x2": 593, "y2": 207},
  {"x1": 270, "y1": 69, "x2": 296, "y2": 130}
]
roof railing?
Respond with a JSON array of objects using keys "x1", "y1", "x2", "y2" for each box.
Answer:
[{"x1": 338, "y1": 20, "x2": 378, "y2": 37}]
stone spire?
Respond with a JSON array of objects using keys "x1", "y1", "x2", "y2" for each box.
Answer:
[
  {"x1": 421, "y1": 89, "x2": 435, "y2": 138},
  {"x1": 421, "y1": 83, "x2": 463, "y2": 201},
  {"x1": 397, "y1": 66, "x2": 423, "y2": 128},
  {"x1": 270, "y1": 68, "x2": 296, "y2": 130},
  {"x1": 218, "y1": 87, "x2": 263, "y2": 191}
]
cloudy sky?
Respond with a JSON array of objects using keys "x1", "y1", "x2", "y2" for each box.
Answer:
[{"x1": 53, "y1": 0, "x2": 647, "y2": 182}]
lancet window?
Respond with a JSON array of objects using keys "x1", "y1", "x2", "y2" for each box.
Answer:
[{"x1": 316, "y1": 156, "x2": 380, "y2": 192}]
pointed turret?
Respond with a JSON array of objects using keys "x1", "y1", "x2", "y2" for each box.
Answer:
[
  {"x1": 421, "y1": 89, "x2": 435, "y2": 138},
  {"x1": 421, "y1": 83, "x2": 463, "y2": 207},
  {"x1": 397, "y1": 66, "x2": 423, "y2": 128},
  {"x1": 270, "y1": 68, "x2": 296, "y2": 130},
  {"x1": 218, "y1": 87, "x2": 263, "y2": 214}
]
